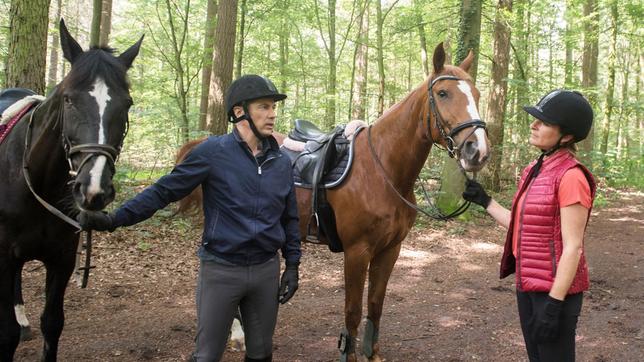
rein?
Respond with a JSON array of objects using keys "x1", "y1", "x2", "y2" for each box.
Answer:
[{"x1": 367, "y1": 75, "x2": 487, "y2": 220}]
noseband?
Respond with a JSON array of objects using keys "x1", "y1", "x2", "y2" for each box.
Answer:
[{"x1": 426, "y1": 75, "x2": 487, "y2": 158}]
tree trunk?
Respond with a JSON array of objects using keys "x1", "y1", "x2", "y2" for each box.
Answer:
[
  {"x1": 163, "y1": 0, "x2": 192, "y2": 143},
  {"x1": 579, "y1": 0, "x2": 599, "y2": 160},
  {"x1": 413, "y1": 0, "x2": 429, "y2": 77},
  {"x1": 90, "y1": 0, "x2": 102, "y2": 47},
  {"x1": 199, "y1": 0, "x2": 218, "y2": 131},
  {"x1": 437, "y1": 0, "x2": 483, "y2": 215},
  {"x1": 47, "y1": 0, "x2": 63, "y2": 92},
  {"x1": 483, "y1": 0, "x2": 513, "y2": 191},
  {"x1": 349, "y1": 0, "x2": 369, "y2": 121},
  {"x1": 207, "y1": 0, "x2": 238, "y2": 135},
  {"x1": 5, "y1": 0, "x2": 51, "y2": 94},
  {"x1": 455, "y1": 0, "x2": 482, "y2": 81},
  {"x1": 234, "y1": 0, "x2": 246, "y2": 79},
  {"x1": 564, "y1": 0, "x2": 574, "y2": 86},
  {"x1": 375, "y1": 0, "x2": 385, "y2": 116},
  {"x1": 600, "y1": 0, "x2": 617, "y2": 155},
  {"x1": 278, "y1": 2, "x2": 289, "y2": 121},
  {"x1": 99, "y1": 0, "x2": 112, "y2": 47},
  {"x1": 326, "y1": 0, "x2": 337, "y2": 129}
]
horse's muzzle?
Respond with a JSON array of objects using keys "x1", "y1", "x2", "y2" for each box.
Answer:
[
  {"x1": 460, "y1": 139, "x2": 489, "y2": 172},
  {"x1": 73, "y1": 181, "x2": 115, "y2": 211}
]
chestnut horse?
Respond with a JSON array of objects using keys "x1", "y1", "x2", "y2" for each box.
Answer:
[{"x1": 176, "y1": 43, "x2": 489, "y2": 361}]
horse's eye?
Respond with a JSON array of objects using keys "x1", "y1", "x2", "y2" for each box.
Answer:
[
  {"x1": 438, "y1": 90, "x2": 448, "y2": 98},
  {"x1": 63, "y1": 95, "x2": 72, "y2": 105}
]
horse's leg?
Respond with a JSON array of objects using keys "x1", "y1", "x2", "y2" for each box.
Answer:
[
  {"x1": 0, "y1": 261, "x2": 20, "y2": 361},
  {"x1": 13, "y1": 263, "x2": 33, "y2": 341},
  {"x1": 363, "y1": 243, "x2": 401, "y2": 362},
  {"x1": 40, "y1": 257, "x2": 74, "y2": 362},
  {"x1": 340, "y1": 247, "x2": 371, "y2": 362}
]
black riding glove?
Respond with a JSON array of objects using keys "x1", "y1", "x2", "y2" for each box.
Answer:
[
  {"x1": 278, "y1": 263, "x2": 299, "y2": 304},
  {"x1": 462, "y1": 179, "x2": 492, "y2": 208},
  {"x1": 530, "y1": 296, "x2": 563, "y2": 343},
  {"x1": 78, "y1": 211, "x2": 116, "y2": 232}
]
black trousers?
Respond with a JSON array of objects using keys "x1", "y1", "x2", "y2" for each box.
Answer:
[
  {"x1": 517, "y1": 291, "x2": 583, "y2": 362},
  {"x1": 194, "y1": 256, "x2": 280, "y2": 361}
]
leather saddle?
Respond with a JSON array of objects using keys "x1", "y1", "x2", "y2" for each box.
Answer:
[{"x1": 284, "y1": 119, "x2": 356, "y2": 252}]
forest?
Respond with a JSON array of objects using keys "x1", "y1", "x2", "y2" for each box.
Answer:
[{"x1": 2, "y1": 0, "x2": 641, "y2": 198}]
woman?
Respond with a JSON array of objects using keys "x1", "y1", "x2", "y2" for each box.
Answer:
[{"x1": 463, "y1": 89, "x2": 596, "y2": 361}]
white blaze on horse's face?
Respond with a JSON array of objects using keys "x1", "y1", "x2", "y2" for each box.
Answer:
[
  {"x1": 456, "y1": 80, "x2": 488, "y2": 168},
  {"x1": 87, "y1": 78, "x2": 111, "y2": 197}
]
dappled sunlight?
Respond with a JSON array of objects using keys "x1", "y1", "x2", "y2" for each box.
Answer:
[
  {"x1": 396, "y1": 247, "x2": 441, "y2": 269},
  {"x1": 437, "y1": 315, "x2": 466, "y2": 328},
  {"x1": 469, "y1": 242, "x2": 502, "y2": 253},
  {"x1": 458, "y1": 262, "x2": 484, "y2": 271},
  {"x1": 608, "y1": 216, "x2": 644, "y2": 224}
]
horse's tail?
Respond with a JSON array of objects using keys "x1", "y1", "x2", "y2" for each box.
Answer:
[{"x1": 175, "y1": 137, "x2": 207, "y2": 215}]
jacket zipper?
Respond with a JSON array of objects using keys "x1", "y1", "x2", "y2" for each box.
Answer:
[
  {"x1": 549, "y1": 239, "x2": 557, "y2": 278},
  {"x1": 516, "y1": 178, "x2": 535, "y2": 291}
]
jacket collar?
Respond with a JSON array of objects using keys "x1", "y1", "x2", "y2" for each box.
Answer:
[{"x1": 232, "y1": 127, "x2": 280, "y2": 154}]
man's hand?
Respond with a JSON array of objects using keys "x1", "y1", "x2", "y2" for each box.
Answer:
[
  {"x1": 278, "y1": 263, "x2": 299, "y2": 304},
  {"x1": 530, "y1": 296, "x2": 563, "y2": 343},
  {"x1": 78, "y1": 211, "x2": 115, "y2": 232},
  {"x1": 462, "y1": 179, "x2": 492, "y2": 208}
]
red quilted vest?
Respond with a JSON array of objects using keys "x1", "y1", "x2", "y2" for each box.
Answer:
[{"x1": 499, "y1": 150, "x2": 596, "y2": 294}]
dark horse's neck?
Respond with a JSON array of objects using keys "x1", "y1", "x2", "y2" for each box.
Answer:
[
  {"x1": 369, "y1": 79, "x2": 433, "y2": 196},
  {"x1": 23, "y1": 90, "x2": 71, "y2": 202}
]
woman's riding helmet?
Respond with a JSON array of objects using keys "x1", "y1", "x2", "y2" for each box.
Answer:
[
  {"x1": 225, "y1": 75, "x2": 287, "y2": 123},
  {"x1": 523, "y1": 90, "x2": 593, "y2": 142}
]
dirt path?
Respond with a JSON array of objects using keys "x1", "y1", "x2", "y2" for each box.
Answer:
[{"x1": 14, "y1": 190, "x2": 643, "y2": 361}]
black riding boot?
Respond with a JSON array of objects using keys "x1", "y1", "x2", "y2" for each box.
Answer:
[{"x1": 244, "y1": 354, "x2": 272, "y2": 362}]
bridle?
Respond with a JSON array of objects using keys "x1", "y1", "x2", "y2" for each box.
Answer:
[
  {"x1": 23, "y1": 99, "x2": 128, "y2": 228},
  {"x1": 22, "y1": 97, "x2": 128, "y2": 287},
  {"x1": 367, "y1": 74, "x2": 487, "y2": 220},
  {"x1": 426, "y1": 75, "x2": 487, "y2": 160}
]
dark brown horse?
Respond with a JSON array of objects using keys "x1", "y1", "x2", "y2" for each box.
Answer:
[
  {"x1": 0, "y1": 20, "x2": 141, "y2": 361},
  {"x1": 176, "y1": 43, "x2": 490, "y2": 361}
]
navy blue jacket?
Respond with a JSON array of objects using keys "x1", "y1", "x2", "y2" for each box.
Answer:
[{"x1": 113, "y1": 130, "x2": 301, "y2": 266}]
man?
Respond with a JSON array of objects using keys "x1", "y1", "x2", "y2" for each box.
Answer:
[{"x1": 80, "y1": 75, "x2": 301, "y2": 362}]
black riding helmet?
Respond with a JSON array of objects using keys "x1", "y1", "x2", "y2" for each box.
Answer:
[
  {"x1": 523, "y1": 89, "x2": 594, "y2": 143},
  {"x1": 225, "y1": 74, "x2": 287, "y2": 123}
]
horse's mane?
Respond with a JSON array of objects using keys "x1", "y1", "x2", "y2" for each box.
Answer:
[{"x1": 62, "y1": 47, "x2": 130, "y2": 91}]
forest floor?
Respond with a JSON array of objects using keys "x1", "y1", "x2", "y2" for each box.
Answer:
[{"x1": 14, "y1": 189, "x2": 643, "y2": 362}]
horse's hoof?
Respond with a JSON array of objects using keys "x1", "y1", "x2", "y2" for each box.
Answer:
[
  {"x1": 369, "y1": 354, "x2": 383, "y2": 362},
  {"x1": 20, "y1": 326, "x2": 33, "y2": 341}
]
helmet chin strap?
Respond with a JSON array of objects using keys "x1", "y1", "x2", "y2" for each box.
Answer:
[
  {"x1": 531, "y1": 135, "x2": 565, "y2": 179},
  {"x1": 232, "y1": 103, "x2": 266, "y2": 141}
]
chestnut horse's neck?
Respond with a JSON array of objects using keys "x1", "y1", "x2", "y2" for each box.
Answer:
[{"x1": 368, "y1": 80, "x2": 433, "y2": 195}]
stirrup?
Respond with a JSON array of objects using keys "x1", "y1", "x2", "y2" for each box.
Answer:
[{"x1": 306, "y1": 213, "x2": 321, "y2": 243}]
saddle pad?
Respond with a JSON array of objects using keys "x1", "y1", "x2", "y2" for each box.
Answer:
[{"x1": 0, "y1": 100, "x2": 40, "y2": 145}]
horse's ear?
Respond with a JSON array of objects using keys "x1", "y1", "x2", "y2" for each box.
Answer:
[
  {"x1": 459, "y1": 50, "x2": 475, "y2": 73},
  {"x1": 433, "y1": 42, "x2": 446, "y2": 73},
  {"x1": 59, "y1": 19, "x2": 83, "y2": 64},
  {"x1": 118, "y1": 35, "x2": 144, "y2": 69}
]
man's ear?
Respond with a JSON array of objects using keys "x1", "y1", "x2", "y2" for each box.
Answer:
[{"x1": 233, "y1": 105, "x2": 245, "y2": 118}]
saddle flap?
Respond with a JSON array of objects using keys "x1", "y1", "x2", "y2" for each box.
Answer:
[{"x1": 289, "y1": 119, "x2": 334, "y2": 143}]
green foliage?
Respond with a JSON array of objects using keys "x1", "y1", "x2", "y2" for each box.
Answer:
[{"x1": 0, "y1": 0, "x2": 640, "y2": 190}]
